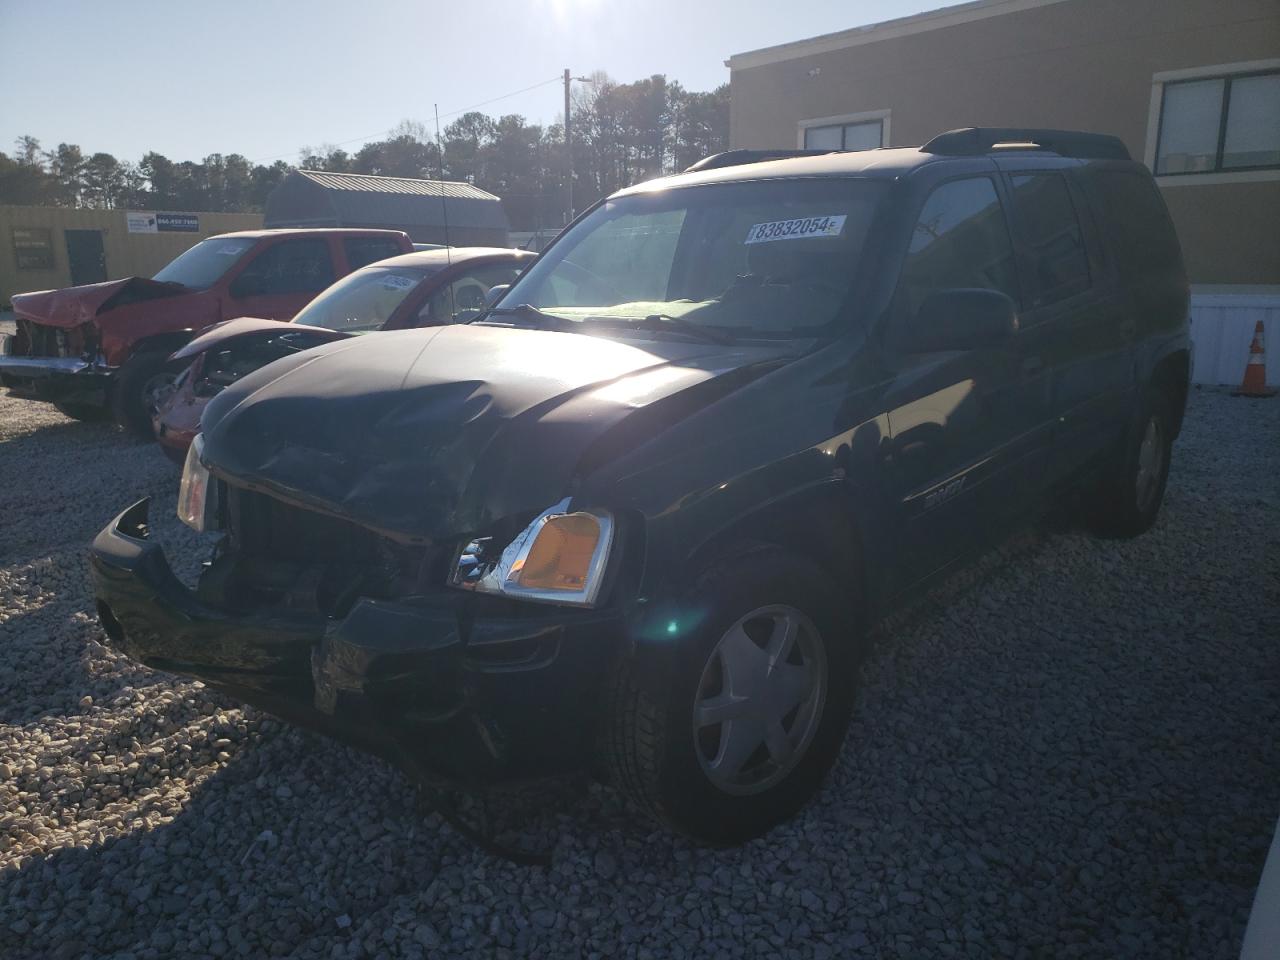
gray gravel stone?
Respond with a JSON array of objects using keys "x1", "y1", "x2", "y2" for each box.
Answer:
[
  {"x1": 0, "y1": 387, "x2": 1277, "y2": 960},
  {"x1": 594, "y1": 850, "x2": 618, "y2": 880}
]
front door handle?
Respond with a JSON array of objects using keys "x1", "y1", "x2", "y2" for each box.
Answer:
[{"x1": 1022, "y1": 356, "x2": 1046, "y2": 377}]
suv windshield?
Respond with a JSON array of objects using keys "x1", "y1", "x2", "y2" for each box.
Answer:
[
  {"x1": 292, "y1": 265, "x2": 437, "y2": 332},
  {"x1": 493, "y1": 178, "x2": 885, "y2": 339},
  {"x1": 152, "y1": 237, "x2": 257, "y2": 290}
]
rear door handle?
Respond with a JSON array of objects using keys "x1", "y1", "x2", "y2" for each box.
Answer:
[{"x1": 1022, "y1": 357, "x2": 1046, "y2": 377}]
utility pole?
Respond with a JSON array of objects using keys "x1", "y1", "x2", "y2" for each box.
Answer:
[
  {"x1": 563, "y1": 69, "x2": 591, "y2": 225},
  {"x1": 564, "y1": 69, "x2": 572, "y2": 226}
]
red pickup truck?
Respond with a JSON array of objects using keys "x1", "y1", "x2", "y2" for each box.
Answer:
[{"x1": 0, "y1": 228, "x2": 412, "y2": 435}]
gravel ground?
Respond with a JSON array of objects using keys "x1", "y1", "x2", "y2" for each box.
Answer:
[{"x1": 1, "y1": 388, "x2": 1277, "y2": 960}]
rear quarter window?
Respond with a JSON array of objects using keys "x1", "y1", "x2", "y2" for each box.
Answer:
[{"x1": 1086, "y1": 171, "x2": 1183, "y2": 277}]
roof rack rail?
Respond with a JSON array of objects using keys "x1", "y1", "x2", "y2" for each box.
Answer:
[
  {"x1": 920, "y1": 127, "x2": 1130, "y2": 160},
  {"x1": 683, "y1": 149, "x2": 836, "y2": 173}
]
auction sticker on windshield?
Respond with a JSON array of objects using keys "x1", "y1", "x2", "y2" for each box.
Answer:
[{"x1": 745, "y1": 215, "x2": 846, "y2": 244}]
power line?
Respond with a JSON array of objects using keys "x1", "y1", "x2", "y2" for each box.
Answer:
[
  {"x1": 437, "y1": 76, "x2": 563, "y2": 123},
  {"x1": 250, "y1": 76, "x2": 562, "y2": 164}
]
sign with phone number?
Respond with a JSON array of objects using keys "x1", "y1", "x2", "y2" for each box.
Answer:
[
  {"x1": 744, "y1": 215, "x2": 846, "y2": 244},
  {"x1": 126, "y1": 212, "x2": 201, "y2": 233}
]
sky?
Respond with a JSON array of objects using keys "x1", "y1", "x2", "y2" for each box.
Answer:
[{"x1": 1, "y1": 0, "x2": 953, "y2": 166}]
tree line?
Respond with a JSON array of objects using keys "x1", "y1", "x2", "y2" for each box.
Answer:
[{"x1": 0, "y1": 74, "x2": 729, "y2": 232}]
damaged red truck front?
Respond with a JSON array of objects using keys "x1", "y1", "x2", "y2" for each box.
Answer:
[{"x1": 0, "y1": 228, "x2": 412, "y2": 435}]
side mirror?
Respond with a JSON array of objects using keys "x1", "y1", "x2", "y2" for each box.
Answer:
[
  {"x1": 483, "y1": 284, "x2": 510, "y2": 309},
  {"x1": 230, "y1": 273, "x2": 266, "y2": 299},
  {"x1": 907, "y1": 289, "x2": 1018, "y2": 353}
]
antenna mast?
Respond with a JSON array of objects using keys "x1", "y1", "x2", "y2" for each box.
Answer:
[{"x1": 434, "y1": 103, "x2": 453, "y2": 269}]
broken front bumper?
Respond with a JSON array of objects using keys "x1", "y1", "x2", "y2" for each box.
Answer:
[
  {"x1": 0, "y1": 354, "x2": 114, "y2": 405},
  {"x1": 89, "y1": 499, "x2": 628, "y2": 786}
]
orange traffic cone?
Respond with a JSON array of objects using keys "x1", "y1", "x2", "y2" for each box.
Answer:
[{"x1": 1233, "y1": 320, "x2": 1276, "y2": 398}]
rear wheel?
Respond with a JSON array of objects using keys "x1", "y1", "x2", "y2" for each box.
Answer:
[
  {"x1": 112, "y1": 348, "x2": 183, "y2": 439},
  {"x1": 604, "y1": 544, "x2": 859, "y2": 844},
  {"x1": 1088, "y1": 383, "x2": 1174, "y2": 538}
]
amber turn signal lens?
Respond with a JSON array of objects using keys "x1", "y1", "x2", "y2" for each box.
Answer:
[{"x1": 514, "y1": 513, "x2": 601, "y2": 591}]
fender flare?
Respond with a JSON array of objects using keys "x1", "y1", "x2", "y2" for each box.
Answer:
[
  {"x1": 1137, "y1": 330, "x2": 1192, "y2": 437},
  {"x1": 624, "y1": 478, "x2": 883, "y2": 696},
  {"x1": 127, "y1": 329, "x2": 196, "y2": 363}
]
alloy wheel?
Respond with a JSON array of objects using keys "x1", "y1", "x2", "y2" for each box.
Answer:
[
  {"x1": 692, "y1": 604, "x2": 827, "y2": 796},
  {"x1": 141, "y1": 370, "x2": 178, "y2": 418}
]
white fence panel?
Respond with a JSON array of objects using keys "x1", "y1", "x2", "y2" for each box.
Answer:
[{"x1": 1188, "y1": 294, "x2": 1280, "y2": 387}]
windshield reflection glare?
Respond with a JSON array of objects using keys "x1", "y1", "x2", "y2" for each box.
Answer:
[
  {"x1": 495, "y1": 179, "x2": 885, "y2": 339},
  {"x1": 293, "y1": 267, "x2": 435, "y2": 332}
]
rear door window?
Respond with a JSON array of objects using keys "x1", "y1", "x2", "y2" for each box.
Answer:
[
  {"x1": 895, "y1": 176, "x2": 1020, "y2": 321},
  {"x1": 344, "y1": 236, "x2": 404, "y2": 270},
  {"x1": 1007, "y1": 173, "x2": 1091, "y2": 306}
]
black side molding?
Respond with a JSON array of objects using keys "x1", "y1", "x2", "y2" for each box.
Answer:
[{"x1": 920, "y1": 127, "x2": 1130, "y2": 160}]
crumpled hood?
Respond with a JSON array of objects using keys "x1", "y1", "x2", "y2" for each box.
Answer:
[
  {"x1": 169, "y1": 316, "x2": 350, "y2": 362},
  {"x1": 12, "y1": 277, "x2": 189, "y2": 329},
  {"x1": 201, "y1": 323, "x2": 791, "y2": 541}
]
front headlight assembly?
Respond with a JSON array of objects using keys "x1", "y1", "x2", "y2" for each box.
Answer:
[
  {"x1": 176, "y1": 434, "x2": 221, "y2": 532},
  {"x1": 450, "y1": 498, "x2": 615, "y2": 607}
]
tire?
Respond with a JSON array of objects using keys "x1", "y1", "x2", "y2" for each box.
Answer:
[
  {"x1": 53, "y1": 402, "x2": 111, "y2": 422},
  {"x1": 1088, "y1": 383, "x2": 1175, "y2": 539},
  {"x1": 111, "y1": 348, "x2": 183, "y2": 439},
  {"x1": 604, "y1": 543, "x2": 859, "y2": 845}
]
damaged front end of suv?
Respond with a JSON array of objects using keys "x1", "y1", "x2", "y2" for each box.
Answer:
[
  {"x1": 89, "y1": 320, "x2": 794, "y2": 790},
  {"x1": 91, "y1": 162, "x2": 901, "y2": 843}
]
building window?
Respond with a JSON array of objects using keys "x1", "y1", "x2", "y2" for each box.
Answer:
[
  {"x1": 1156, "y1": 70, "x2": 1280, "y2": 175},
  {"x1": 802, "y1": 118, "x2": 884, "y2": 152},
  {"x1": 12, "y1": 227, "x2": 55, "y2": 271}
]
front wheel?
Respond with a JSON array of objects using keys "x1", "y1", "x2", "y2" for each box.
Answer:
[
  {"x1": 603, "y1": 544, "x2": 859, "y2": 844},
  {"x1": 1088, "y1": 384, "x2": 1175, "y2": 538},
  {"x1": 111, "y1": 348, "x2": 183, "y2": 439}
]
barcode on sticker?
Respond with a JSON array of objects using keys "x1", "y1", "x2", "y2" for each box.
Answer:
[{"x1": 745, "y1": 215, "x2": 846, "y2": 244}]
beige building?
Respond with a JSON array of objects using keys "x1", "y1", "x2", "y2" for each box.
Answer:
[
  {"x1": 1, "y1": 205, "x2": 263, "y2": 306},
  {"x1": 727, "y1": 0, "x2": 1280, "y2": 384}
]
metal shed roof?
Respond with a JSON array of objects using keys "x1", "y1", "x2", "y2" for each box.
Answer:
[
  {"x1": 293, "y1": 170, "x2": 501, "y2": 202},
  {"x1": 265, "y1": 170, "x2": 510, "y2": 236}
]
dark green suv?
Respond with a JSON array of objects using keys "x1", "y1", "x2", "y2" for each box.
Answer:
[{"x1": 90, "y1": 128, "x2": 1190, "y2": 844}]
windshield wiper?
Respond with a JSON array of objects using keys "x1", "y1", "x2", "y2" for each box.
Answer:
[
  {"x1": 482, "y1": 303, "x2": 573, "y2": 330},
  {"x1": 588, "y1": 313, "x2": 735, "y2": 345},
  {"x1": 484, "y1": 305, "x2": 734, "y2": 345}
]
